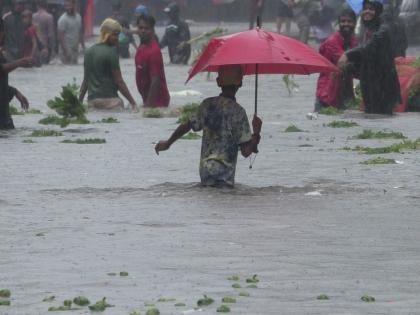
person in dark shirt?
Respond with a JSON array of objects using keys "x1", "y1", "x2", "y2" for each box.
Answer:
[
  {"x1": 110, "y1": 0, "x2": 137, "y2": 59},
  {"x1": 159, "y1": 2, "x2": 190, "y2": 65},
  {"x1": 0, "y1": 17, "x2": 33, "y2": 129},
  {"x1": 3, "y1": 0, "x2": 25, "y2": 61}
]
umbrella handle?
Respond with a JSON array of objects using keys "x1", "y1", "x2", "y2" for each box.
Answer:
[{"x1": 254, "y1": 64, "x2": 259, "y2": 115}]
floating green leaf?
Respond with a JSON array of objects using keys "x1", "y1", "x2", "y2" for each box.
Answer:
[
  {"x1": 231, "y1": 283, "x2": 241, "y2": 289},
  {"x1": 22, "y1": 139, "x2": 36, "y2": 143},
  {"x1": 222, "y1": 297, "x2": 236, "y2": 303},
  {"x1": 0, "y1": 300, "x2": 11, "y2": 306},
  {"x1": 361, "y1": 295, "x2": 375, "y2": 302},
  {"x1": 73, "y1": 296, "x2": 90, "y2": 306},
  {"x1": 227, "y1": 275, "x2": 239, "y2": 281},
  {"x1": 0, "y1": 290, "x2": 11, "y2": 298},
  {"x1": 30, "y1": 130, "x2": 63, "y2": 137},
  {"x1": 88, "y1": 298, "x2": 114, "y2": 311},
  {"x1": 63, "y1": 300, "x2": 72, "y2": 307},
  {"x1": 143, "y1": 108, "x2": 164, "y2": 118},
  {"x1": 197, "y1": 295, "x2": 214, "y2": 306},
  {"x1": 107, "y1": 272, "x2": 116, "y2": 276},
  {"x1": 145, "y1": 308, "x2": 160, "y2": 315},
  {"x1": 317, "y1": 294, "x2": 329, "y2": 300},
  {"x1": 246, "y1": 284, "x2": 258, "y2": 289},
  {"x1": 43, "y1": 296, "x2": 56, "y2": 302},
  {"x1": 246, "y1": 275, "x2": 259, "y2": 283},
  {"x1": 99, "y1": 117, "x2": 119, "y2": 123},
  {"x1": 347, "y1": 139, "x2": 420, "y2": 154},
  {"x1": 119, "y1": 271, "x2": 129, "y2": 277},
  {"x1": 217, "y1": 304, "x2": 231, "y2": 312},
  {"x1": 61, "y1": 138, "x2": 106, "y2": 144},
  {"x1": 238, "y1": 291, "x2": 250, "y2": 297},
  {"x1": 360, "y1": 157, "x2": 397, "y2": 165},
  {"x1": 319, "y1": 106, "x2": 342, "y2": 115},
  {"x1": 284, "y1": 125, "x2": 303, "y2": 132},
  {"x1": 130, "y1": 312, "x2": 141, "y2": 315},
  {"x1": 157, "y1": 297, "x2": 175, "y2": 302},
  {"x1": 353, "y1": 129, "x2": 406, "y2": 139},
  {"x1": 174, "y1": 302, "x2": 186, "y2": 307},
  {"x1": 326, "y1": 120, "x2": 359, "y2": 128},
  {"x1": 144, "y1": 302, "x2": 155, "y2": 307}
]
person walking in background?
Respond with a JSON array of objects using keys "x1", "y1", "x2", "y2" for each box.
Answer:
[
  {"x1": 249, "y1": 0, "x2": 264, "y2": 29},
  {"x1": 57, "y1": 0, "x2": 84, "y2": 64},
  {"x1": 136, "y1": 14, "x2": 169, "y2": 108},
  {"x1": 22, "y1": 9, "x2": 39, "y2": 59},
  {"x1": 111, "y1": 0, "x2": 137, "y2": 59},
  {"x1": 289, "y1": 0, "x2": 311, "y2": 43},
  {"x1": 314, "y1": 9, "x2": 358, "y2": 112},
  {"x1": 277, "y1": 0, "x2": 293, "y2": 35},
  {"x1": 1, "y1": 17, "x2": 34, "y2": 129},
  {"x1": 155, "y1": 64, "x2": 263, "y2": 188},
  {"x1": 160, "y1": 2, "x2": 190, "y2": 65},
  {"x1": 33, "y1": 0, "x2": 54, "y2": 63},
  {"x1": 79, "y1": 18, "x2": 137, "y2": 111},
  {"x1": 3, "y1": 0, "x2": 25, "y2": 61},
  {"x1": 339, "y1": 0, "x2": 401, "y2": 115}
]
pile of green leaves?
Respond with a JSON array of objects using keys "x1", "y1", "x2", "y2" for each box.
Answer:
[
  {"x1": 39, "y1": 115, "x2": 89, "y2": 128},
  {"x1": 99, "y1": 117, "x2": 119, "y2": 123},
  {"x1": 354, "y1": 129, "x2": 406, "y2": 139},
  {"x1": 197, "y1": 295, "x2": 214, "y2": 307},
  {"x1": 30, "y1": 130, "x2": 63, "y2": 137},
  {"x1": 143, "y1": 108, "x2": 164, "y2": 118},
  {"x1": 0, "y1": 289, "x2": 11, "y2": 306},
  {"x1": 177, "y1": 102, "x2": 199, "y2": 124},
  {"x1": 88, "y1": 298, "x2": 114, "y2": 311}
]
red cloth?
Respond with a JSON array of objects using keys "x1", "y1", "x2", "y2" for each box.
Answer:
[
  {"x1": 316, "y1": 31, "x2": 357, "y2": 107},
  {"x1": 394, "y1": 57, "x2": 420, "y2": 112},
  {"x1": 23, "y1": 25, "x2": 37, "y2": 57},
  {"x1": 135, "y1": 40, "x2": 170, "y2": 108}
]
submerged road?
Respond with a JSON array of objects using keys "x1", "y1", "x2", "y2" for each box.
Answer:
[{"x1": 1, "y1": 22, "x2": 420, "y2": 314}]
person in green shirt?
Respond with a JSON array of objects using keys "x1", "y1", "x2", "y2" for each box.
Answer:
[{"x1": 79, "y1": 18, "x2": 137, "y2": 111}]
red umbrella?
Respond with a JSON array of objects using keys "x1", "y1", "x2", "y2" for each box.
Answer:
[{"x1": 187, "y1": 28, "x2": 338, "y2": 113}]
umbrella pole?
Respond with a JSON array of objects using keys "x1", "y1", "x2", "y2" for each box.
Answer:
[{"x1": 254, "y1": 64, "x2": 259, "y2": 115}]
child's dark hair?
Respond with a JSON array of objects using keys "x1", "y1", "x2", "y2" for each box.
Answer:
[{"x1": 137, "y1": 14, "x2": 155, "y2": 28}]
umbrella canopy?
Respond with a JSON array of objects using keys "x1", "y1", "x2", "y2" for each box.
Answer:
[
  {"x1": 187, "y1": 28, "x2": 338, "y2": 83},
  {"x1": 346, "y1": 0, "x2": 385, "y2": 14}
]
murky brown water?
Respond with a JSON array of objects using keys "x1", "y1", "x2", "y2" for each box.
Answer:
[{"x1": 1, "y1": 22, "x2": 420, "y2": 314}]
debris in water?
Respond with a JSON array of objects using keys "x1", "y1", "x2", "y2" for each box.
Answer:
[
  {"x1": 216, "y1": 304, "x2": 231, "y2": 313},
  {"x1": 319, "y1": 107, "x2": 342, "y2": 115},
  {"x1": 197, "y1": 295, "x2": 214, "y2": 306},
  {"x1": 157, "y1": 297, "x2": 176, "y2": 302},
  {"x1": 0, "y1": 290, "x2": 11, "y2": 298},
  {"x1": 353, "y1": 129, "x2": 406, "y2": 139},
  {"x1": 284, "y1": 125, "x2": 303, "y2": 132},
  {"x1": 61, "y1": 138, "x2": 106, "y2": 144},
  {"x1": 0, "y1": 300, "x2": 10, "y2": 306},
  {"x1": 317, "y1": 294, "x2": 329, "y2": 300},
  {"x1": 325, "y1": 120, "x2": 359, "y2": 128},
  {"x1": 361, "y1": 295, "x2": 375, "y2": 302},
  {"x1": 246, "y1": 284, "x2": 258, "y2": 289},
  {"x1": 73, "y1": 296, "x2": 90, "y2": 306},
  {"x1": 43, "y1": 296, "x2": 56, "y2": 302},
  {"x1": 175, "y1": 302, "x2": 186, "y2": 307},
  {"x1": 88, "y1": 298, "x2": 114, "y2": 311},
  {"x1": 238, "y1": 291, "x2": 250, "y2": 297},
  {"x1": 222, "y1": 297, "x2": 236, "y2": 303},
  {"x1": 305, "y1": 191, "x2": 322, "y2": 196},
  {"x1": 143, "y1": 108, "x2": 164, "y2": 118},
  {"x1": 360, "y1": 157, "x2": 397, "y2": 165},
  {"x1": 29, "y1": 130, "x2": 63, "y2": 137},
  {"x1": 231, "y1": 283, "x2": 241, "y2": 289},
  {"x1": 227, "y1": 276, "x2": 240, "y2": 281},
  {"x1": 99, "y1": 117, "x2": 119, "y2": 123},
  {"x1": 145, "y1": 307, "x2": 160, "y2": 315},
  {"x1": 245, "y1": 275, "x2": 259, "y2": 283},
  {"x1": 119, "y1": 271, "x2": 129, "y2": 277}
]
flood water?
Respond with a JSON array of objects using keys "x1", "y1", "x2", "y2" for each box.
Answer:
[{"x1": 1, "y1": 22, "x2": 420, "y2": 314}]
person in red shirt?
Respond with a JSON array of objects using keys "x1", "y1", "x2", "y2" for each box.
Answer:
[
  {"x1": 314, "y1": 9, "x2": 358, "y2": 112},
  {"x1": 135, "y1": 14, "x2": 170, "y2": 108},
  {"x1": 22, "y1": 9, "x2": 38, "y2": 59}
]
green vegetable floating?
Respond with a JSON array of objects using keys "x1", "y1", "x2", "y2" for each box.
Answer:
[
  {"x1": 217, "y1": 304, "x2": 231, "y2": 313},
  {"x1": 197, "y1": 295, "x2": 214, "y2": 306}
]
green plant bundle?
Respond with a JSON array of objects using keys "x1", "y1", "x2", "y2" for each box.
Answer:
[
  {"x1": 326, "y1": 120, "x2": 359, "y2": 128},
  {"x1": 0, "y1": 290, "x2": 11, "y2": 298},
  {"x1": 30, "y1": 130, "x2": 63, "y2": 137},
  {"x1": 143, "y1": 108, "x2": 164, "y2": 118},
  {"x1": 360, "y1": 157, "x2": 397, "y2": 165},
  {"x1": 157, "y1": 297, "x2": 175, "y2": 302},
  {"x1": 197, "y1": 295, "x2": 214, "y2": 307},
  {"x1": 284, "y1": 125, "x2": 303, "y2": 132},
  {"x1": 174, "y1": 302, "x2": 186, "y2": 307},
  {"x1": 350, "y1": 139, "x2": 420, "y2": 154},
  {"x1": 47, "y1": 81, "x2": 86, "y2": 119},
  {"x1": 354, "y1": 129, "x2": 406, "y2": 139},
  {"x1": 181, "y1": 132, "x2": 201, "y2": 140},
  {"x1": 88, "y1": 298, "x2": 114, "y2": 311},
  {"x1": 319, "y1": 106, "x2": 342, "y2": 115},
  {"x1": 238, "y1": 291, "x2": 250, "y2": 297},
  {"x1": 177, "y1": 102, "x2": 199, "y2": 124},
  {"x1": 0, "y1": 300, "x2": 11, "y2": 306},
  {"x1": 39, "y1": 115, "x2": 89, "y2": 128},
  {"x1": 231, "y1": 283, "x2": 241, "y2": 289},
  {"x1": 119, "y1": 271, "x2": 129, "y2": 276},
  {"x1": 227, "y1": 275, "x2": 240, "y2": 281},
  {"x1": 217, "y1": 304, "x2": 231, "y2": 312},
  {"x1": 246, "y1": 284, "x2": 258, "y2": 288},
  {"x1": 61, "y1": 138, "x2": 106, "y2": 144}
]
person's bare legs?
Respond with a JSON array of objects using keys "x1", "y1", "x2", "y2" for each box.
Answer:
[{"x1": 88, "y1": 98, "x2": 124, "y2": 111}]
